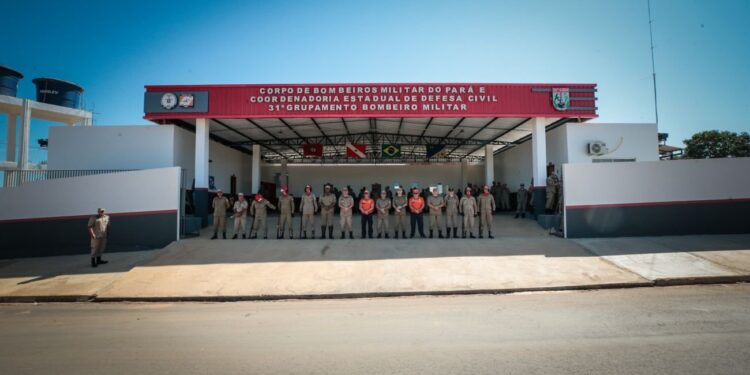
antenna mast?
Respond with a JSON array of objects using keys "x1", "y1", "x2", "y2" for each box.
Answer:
[{"x1": 647, "y1": 0, "x2": 659, "y2": 125}]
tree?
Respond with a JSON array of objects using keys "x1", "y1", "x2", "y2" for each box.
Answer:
[{"x1": 683, "y1": 130, "x2": 750, "y2": 159}]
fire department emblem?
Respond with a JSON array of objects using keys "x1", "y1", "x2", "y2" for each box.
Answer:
[
  {"x1": 178, "y1": 94, "x2": 195, "y2": 108},
  {"x1": 160, "y1": 92, "x2": 177, "y2": 110},
  {"x1": 552, "y1": 88, "x2": 570, "y2": 111}
]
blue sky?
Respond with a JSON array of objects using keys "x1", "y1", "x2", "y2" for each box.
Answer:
[{"x1": 2, "y1": 0, "x2": 749, "y2": 164}]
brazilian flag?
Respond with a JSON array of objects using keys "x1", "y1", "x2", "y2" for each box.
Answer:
[{"x1": 381, "y1": 144, "x2": 402, "y2": 158}]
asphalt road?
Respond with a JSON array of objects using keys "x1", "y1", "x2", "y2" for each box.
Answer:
[{"x1": 1, "y1": 284, "x2": 749, "y2": 374}]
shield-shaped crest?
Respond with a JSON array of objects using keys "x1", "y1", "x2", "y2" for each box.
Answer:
[
  {"x1": 178, "y1": 94, "x2": 195, "y2": 108},
  {"x1": 551, "y1": 88, "x2": 570, "y2": 111}
]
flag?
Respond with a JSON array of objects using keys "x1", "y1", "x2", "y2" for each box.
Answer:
[
  {"x1": 381, "y1": 144, "x2": 401, "y2": 158},
  {"x1": 426, "y1": 144, "x2": 447, "y2": 158},
  {"x1": 303, "y1": 143, "x2": 323, "y2": 157},
  {"x1": 346, "y1": 142, "x2": 367, "y2": 158}
]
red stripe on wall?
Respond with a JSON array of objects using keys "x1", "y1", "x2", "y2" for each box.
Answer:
[
  {"x1": 0, "y1": 209, "x2": 178, "y2": 224},
  {"x1": 566, "y1": 198, "x2": 750, "y2": 210}
]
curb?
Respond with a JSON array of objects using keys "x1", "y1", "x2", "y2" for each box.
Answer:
[{"x1": 0, "y1": 295, "x2": 94, "y2": 303}]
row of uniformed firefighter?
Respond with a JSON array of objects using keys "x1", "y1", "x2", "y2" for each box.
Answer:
[{"x1": 210, "y1": 184, "x2": 505, "y2": 240}]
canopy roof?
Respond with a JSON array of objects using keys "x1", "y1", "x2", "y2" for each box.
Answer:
[{"x1": 144, "y1": 83, "x2": 597, "y2": 162}]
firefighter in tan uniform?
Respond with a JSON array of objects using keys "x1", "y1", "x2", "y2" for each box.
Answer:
[
  {"x1": 299, "y1": 185, "x2": 318, "y2": 239},
  {"x1": 500, "y1": 183, "x2": 510, "y2": 210},
  {"x1": 276, "y1": 186, "x2": 295, "y2": 239},
  {"x1": 545, "y1": 172, "x2": 559, "y2": 212},
  {"x1": 444, "y1": 188, "x2": 459, "y2": 239},
  {"x1": 231, "y1": 193, "x2": 248, "y2": 239},
  {"x1": 427, "y1": 188, "x2": 445, "y2": 238},
  {"x1": 477, "y1": 185, "x2": 496, "y2": 239},
  {"x1": 319, "y1": 184, "x2": 337, "y2": 239},
  {"x1": 338, "y1": 187, "x2": 354, "y2": 239},
  {"x1": 211, "y1": 190, "x2": 230, "y2": 239},
  {"x1": 249, "y1": 192, "x2": 276, "y2": 239},
  {"x1": 515, "y1": 183, "x2": 529, "y2": 219},
  {"x1": 88, "y1": 208, "x2": 110, "y2": 267},
  {"x1": 459, "y1": 187, "x2": 478, "y2": 238},
  {"x1": 375, "y1": 190, "x2": 392, "y2": 238},
  {"x1": 391, "y1": 187, "x2": 408, "y2": 239}
]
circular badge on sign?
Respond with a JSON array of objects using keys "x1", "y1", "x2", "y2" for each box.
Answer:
[{"x1": 160, "y1": 92, "x2": 178, "y2": 110}]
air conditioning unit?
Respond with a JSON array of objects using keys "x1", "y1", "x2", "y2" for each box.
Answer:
[{"x1": 587, "y1": 141, "x2": 608, "y2": 156}]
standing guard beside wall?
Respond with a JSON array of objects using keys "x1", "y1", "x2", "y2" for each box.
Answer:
[
  {"x1": 375, "y1": 191, "x2": 392, "y2": 238},
  {"x1": 477, "y1": 185, "x2": 496, "y2": 239},
  {"x1": 444, "y1": 188, "x2": 459, "y2": 239},
  {"x1": 277, "y1": 186, "x2": 295, "y2": 239},
  {"x1": 249, "y1": 192, "x2": 276, "y2": 239},
  {"x1": 319, "y1": 184, "x2": 337, "y2": 239},
  {"x1": 427, "y1": 188, "x2": 445, "y2": 238},
  {"x1": 299, "y1": 185, "x2": 318, "y2": 239},
  {"x1": 392, "y1": 187, "x2": 408, "y2": 239},
  {"x1": 211, "y1": 190, "x2": 230, "y2": 240},
  {"x1": 88, "y1": 208, "x2": 110, "y2": 267},
  {"x1": 338, "y1": 187, "x2": 355, "y2": 239}
]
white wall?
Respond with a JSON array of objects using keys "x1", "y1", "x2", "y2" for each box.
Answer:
[
  {"x1": 0, "y1": 167, "x2": 181, "y2": 221},
  {"x1": 565, "y1": 123, "x2": 658, "y2": 164},
  {"x1": 261, "y1": 163, "x2": 483, "y2": 196},
  {"x1": 563, "y1": 157, "x2": 750, "y2": 207},
  {"x1": 48, "y1": 124, "x2": 255, "y2": 194},
  {"x1": 48, "y1": 125, "x2": 175, "y2": 170},
  {"x1": 493, "y1": 122, "x2": 658, "y2": 188}
]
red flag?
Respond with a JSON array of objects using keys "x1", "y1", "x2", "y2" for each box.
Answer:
[
  {"x1": 346, "y1": 142, "x2": 367, "y2": 158},
  {"x1": 303, "y1": 143, "x2": 323, "y2": 157}
]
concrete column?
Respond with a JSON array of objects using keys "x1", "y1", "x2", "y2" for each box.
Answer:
[
  {"x1": 281, "y1": 159, "x2": 289, "y2": 188},
  {"x1": 251, "y1": 144, "x2": 261, "y2": 194},
  {"x1": 17, "y1": 100, "x2": 31, "y2": 169},
  {"x1": 6, "y1": 114, "x2": 16, "y2": 162},
  {"x1": 193, "y1": 118, "x2": 210, "y2": 227},
  {"x1": 531, "y1": 117, "x2": 548, "y2": 217},
  {"x1": 484, "y1": 145, "x2": 494, "y2": 187},
  {"x1": 460, "y1": 159, "x2": 468, "y2": 190},
  {"x1": 194, "y1": 118, "x2": 210, "y2": 189}
]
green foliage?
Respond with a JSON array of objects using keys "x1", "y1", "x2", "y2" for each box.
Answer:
[{"x1": 683, "y1": 130, "x2": 750, "y2": 159}]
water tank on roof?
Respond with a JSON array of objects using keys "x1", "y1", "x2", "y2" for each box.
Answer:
[
  {"x1": 32, "y1": 77, "x2": 84, "y2": 109},
  {"x1": 0, "y1": 65, "x2": 23, "y2": 97}
]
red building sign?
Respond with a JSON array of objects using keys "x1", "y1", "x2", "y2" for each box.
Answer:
[{"x1": 144, "y1": 83, "x2": 597, "y2": 120}]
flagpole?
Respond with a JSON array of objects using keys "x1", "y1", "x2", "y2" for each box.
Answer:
[{"x1": 647, "y1": 0, "x2": 659, "y2": 125}]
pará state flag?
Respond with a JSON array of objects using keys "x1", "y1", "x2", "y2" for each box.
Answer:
[
  {"x1": 381, "y1": 144, "x2": 402, "y2": 158},
  {"x1": 303, "y1": 143, "x2": 323, "y2": 157},
  {"x1": 426, "y1": 144, "x2": 447, "y2": 158},
  {"x1": 346, "y1": 142, "x2": 367, "y2": 158}
]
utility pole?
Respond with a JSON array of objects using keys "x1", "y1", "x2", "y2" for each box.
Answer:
[{"x1": 648, "y1": 0, "x2": 659, "y2": 125}]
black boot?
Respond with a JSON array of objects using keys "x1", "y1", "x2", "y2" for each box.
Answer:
[
  {"x1": 96, "y1": 256, "x2": 108, "y2": 265},
  {"x1": 522, "y1": 213, "x2": 526, "y2": 218},
  {"x1": 470, "y1": 232, "x2": 476, "y2": 239},
  {"x1": 462, "y1": 231, "x2": 466, "y2": 239},
  {"x1": 242, "y1": 234, "x2": 246, "y2": 239},
  {"x1": 385, "y1": 233, "x2": 389, "y2": 238},
  {"x1": 514, "y1": 213, "x2": 519, "y2": 219},
  {"x1": 488, "y1": 232, "x2": 495, "y2": 239},
  {"x1": 321, "y1": 226, "x2": 326, "y2": 239},
  {"x1": 446, "y1": 229, "x2": 451, "y2": 239},
  {"x1": 311, "y1": 230, "x2": 316, "y2": 239},
  {"x1": 438, "y1": 230, "x2": 444, "y2": 239},
  {"x1": 429, "y1": 230, "x2": 434, "y2": 239},
  {"x1": 453, "y1": 227, "x2": 458, "y2": 238},
  {"x1": 329, "y1": 226, "x2": 333, "y2": 239},
  {"x1": 402, "y1": 231, "x2": 406, "y2": 239},
  {"x1": 91, "y1": 257, "x2": 97, "y2": 268},
  {"x1": 341, "y1": 231, "x2": 345, "y2": 239},
  {"x1": 232, "y1": 234, "x2": 238, "y2": 239},
  {"x1": 211, "y1": 233, "x2": 218, "y2": 240},
  {"x1": 479, "y1": 232, "x2": 483, "y2": 239},
  {"x1": 302, "y1": 231, "x2": 307, "y2": 239},
  {"x1": 377, "y1": 233, "x2": 382, "y2": 239},
  {"x1": 369, "y1": 232, "x2": 373, "y2": 239},
  {"x1": 222, "y1": 232, "x2": 226, "y2": 239},
  {"x1": 349, "y1": 231, "x2": 354, "y2": 239},
  {"x1": 394, "y1": 231, "x2": 399, "y2": 239}
]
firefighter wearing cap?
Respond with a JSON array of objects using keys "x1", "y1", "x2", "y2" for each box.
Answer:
[
  {"x1": 319, "y1": 184, "x2": 337, "y2": 239},
  {"x1": 545, "y1": 172, "x2": 559, "y2": 212},
  {"x1": 88, "y1": 208, "x2": 110, "y2": 267},
  {"x1": 250, "y1": 192, "x2": 276, "y2": 239},
  {"x1": 375, "y1": 190, "x2": 392, "y2": 238},
  {"x1": 277, "y1": 186, "x2": 295, "y2": 239},
  {"x1": 477, "y1": 185, "x2": 496, "y2": 239},
  {"x1": 392, "y1": 187, "x2": 408, "y2": 239},
  {"x1": 444, "y1": 188, "x2": 459, "y2": 239},
  {"x1": 338, "y1": 187, "x2": 355, "y2": 239},
  {"x1": 427, "y1": 188, "x2": 445, "y2": 238},
  {"x1": 231, "y1": 193, "x2": 249, "y2": 239},
  {"x1": 359, "y1": 190, "x2": 375, "y2": 239},
  {"x1": 459, "y1": 187, "x2": 478, "y2": 238},
  {"x1": 515, "y1": 183, "x2": 529, "y2": 219},
  {"x1": 211, "y1": 190, "x2": 230, "y2": 240},
  {"x1": 408, "y1": 187, "x2": 426, "y2": 238},
  {"x1": 299, "y1": 185, "x2": 318, "y2": 239}
]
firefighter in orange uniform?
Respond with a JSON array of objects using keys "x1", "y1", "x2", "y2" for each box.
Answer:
[
  {"x1": 408, "y1": 187, "x2": 426, "y2": 238},
  {"x1": 358, "y1": 190, "x2": 375, "y2": 239}
]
